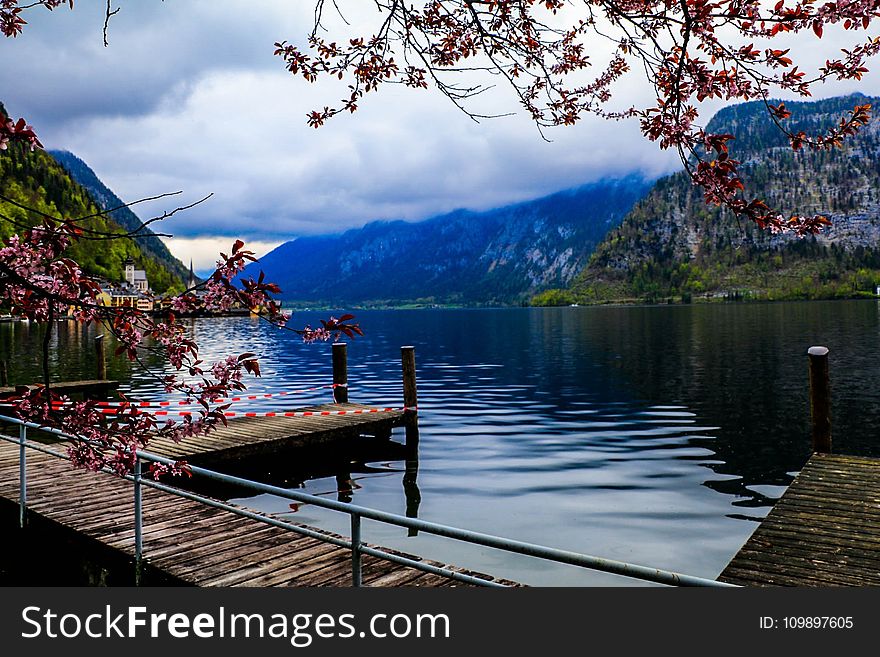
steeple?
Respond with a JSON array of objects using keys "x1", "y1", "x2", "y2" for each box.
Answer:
[
  {"x1": 188, "y1": 259, "x2": 196, "y2": 289},
  {"x1": 124, "y1": 257, "x2": 135, "y2": 286}
]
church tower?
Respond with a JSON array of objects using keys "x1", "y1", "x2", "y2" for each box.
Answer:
[{"x1": 124, "y1": 257, "x2": 135, "y2": 286}]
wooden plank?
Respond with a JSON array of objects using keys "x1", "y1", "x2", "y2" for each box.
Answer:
[
  {"x1": 297, "y1": 554, "x2": 391, "y2": 587},
  {"x1": 0, "y1": 379, "x2": 119, "y2": 395},
  {"x1": 150, "y1": 403, "x2": 405, "y2": 460},
  {"x1": 733, "y1": 546, "x2": 880, "y2": 580},
  {"x1": 102, "y1": 506, "x2": 237, "y2": 547},
  {"x1": 148, "y1": 527, "x2": 295, "y2": 573},
  {"x1": 721, "y1": 452, "x2": 880, "y2": 586},
  {"x1": 731, "y1": 543, "x2": 880, "y2": 578},
  {"x1": 0, "y1": 427, "x2": 516, "y2": 589},
  {"x1": 749, "y1": 524, "x2": 880, "y2": 554},
  {"x1": 201, "y1": 546, "x2": 350, "y2": 587},
  {"x1": 167, "y1": 539, "x2": 325, "y2": 583},
  {"x1": 367, "y1": 567, "x2": 431, "y2": 588},
  {"x1": 145, "y1": 524, "x2": 281, "y2": 564}
]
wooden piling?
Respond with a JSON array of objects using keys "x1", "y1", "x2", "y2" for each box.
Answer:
[
  {"x1": 401, "y1": 346, "x2": 418, "y2": 411},
  {"x1": 94, "y1": 335, "x2": 107, "y2": 381},
  {"x1": 0, "y1": 360, "x2": 7, "y2": 387},
  {"x1": 332, "y1": 342, "x2": 348, "y2": 403},
  {"x1": 808, "y1": 345, "x2": 832, "y2": 454},
  {"x1": 401, "y1": 346, "x2": 419, "y2": 452}
]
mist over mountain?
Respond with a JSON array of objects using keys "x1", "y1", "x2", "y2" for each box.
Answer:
[
  {"x1": 556, "y1": 94, "x2": 880, "y2": 304},
  {"x1": 243, "y1": 177, "x2": 650, "y2": 306}
]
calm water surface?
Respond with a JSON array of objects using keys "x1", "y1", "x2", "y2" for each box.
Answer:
[{"x1": 3, "y1": 301, "x2": 879, "y2": 585}]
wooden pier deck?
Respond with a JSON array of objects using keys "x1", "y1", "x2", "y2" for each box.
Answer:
[
  {"x1": 0, "y1": 439, "x2": 516, "y2": 587},
  {"x1": 146, "y1": 402, "x2": 407, "y2": 465},
  {"x1": 720, "y1": 453, "x2": 880, "y2": 586},
  {"x1": 0, "y1": 379, "x2": 119, "y2": 398}
]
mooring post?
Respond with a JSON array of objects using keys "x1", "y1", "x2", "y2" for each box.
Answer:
[
  {"x1": 808, "y1": 345, "x2": 832, "y2": 454},
  {"x1": 95, "y1": 334, "x2": 106, "y2": 380},
  {"x1": 401, "y1": 346, "x2": 419, "y2": 452},
  {"x1": 0, "y1": 359, "x2": 8, "y2": 387},
  {"x1": 332, "y1": 342, "x2": 348, "y2": 403},
  {"x1": 401, "y1": 346, "x2": 418, "y2": 411}
]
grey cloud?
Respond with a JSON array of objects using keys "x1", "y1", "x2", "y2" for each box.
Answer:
[
  {"x1": 0, "y1": 1, "x2": 308, "y2": 129},
  {"x1": 3, "y1": 2, "x2": 880, "y2": 249}
]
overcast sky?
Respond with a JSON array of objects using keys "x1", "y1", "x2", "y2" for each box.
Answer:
[{"x1": 1, "y1": 1, "x2": 878, "y2": 273}]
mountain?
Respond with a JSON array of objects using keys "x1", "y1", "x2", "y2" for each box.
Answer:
[
  {"x1": 0, "y1": 104, "x2": 186, "y2": 294},
  {"x1": 242, "y1": 177, "x2": 650, "y2": 306},
  {"x1": 557, "y1": 94, "x2": 880, "y2": 304},
  {"x1": 49, "y1": 150, "x2": 191, "y2": 288}
]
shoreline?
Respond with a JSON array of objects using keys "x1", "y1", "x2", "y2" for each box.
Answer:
[{"x1": 271, "y1": 294, "x2": 880, "y2": 313}]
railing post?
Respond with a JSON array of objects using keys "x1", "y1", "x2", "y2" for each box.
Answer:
[
  {"x1": 808, "y1": 346, "x2": 832, "y2": 454},
  {"x1": 19, "y1": 423, "x2": 26, "y2": 528},
  {"x1": 134, "y1": 456, "x2": 143, "y2": 583},
  {"x1": 401, "y1": 346, "x2": 419, "y2": 452},
  {"x1": 95, "y1": 334, "x2": 106, "y2": 380},
  {"x1": 332, "y1": 342, "x2": 348, "y2": 403},
  {"x1": 351, "y1": 513, "x2": 362, "y2": 587}
]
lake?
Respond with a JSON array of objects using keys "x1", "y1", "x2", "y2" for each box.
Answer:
[{"x1": 3, "y1": 300, "x2": 879, "y2": 585}]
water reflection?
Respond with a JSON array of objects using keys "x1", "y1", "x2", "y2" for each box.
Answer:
[{"x1": 3, "y1": 301, "x2": 879, "y2": 585}]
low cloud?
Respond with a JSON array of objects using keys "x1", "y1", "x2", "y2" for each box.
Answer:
[
  {"x1": 160, "y1": 236, "x2": 283, "y2": 277},
  {"x1": 49, "y1": 67, "x2": 682, "y2": 242},
  {"x1": 3, "y1": 0, "x2": 879, "y2": 269}
]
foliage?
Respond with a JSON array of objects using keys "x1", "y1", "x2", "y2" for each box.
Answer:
[
  {"x1": 7, "y1": 0, "x2": 880, "y2": 235},
  {"x1": 0, "y1": 138, "x2": 183, "y2": 294},
  {"x1": 0, "y1": 22, "x2": 361, "y2": 477},
  {"x1": 50, "y1": 149, "x2": 192, "y2": 293},
  {"x1": 280, "y1": 0, "x2": 880, "y2": 234},
  {"x1": 573, "y1": 94, "x2": 880, "y2": 303},
  {"x1": 530, "y1": 288, "x2": 575, "y2": 307},
  {"x1": 0, "y1": 185, "x2": 361, "y2": 475}
]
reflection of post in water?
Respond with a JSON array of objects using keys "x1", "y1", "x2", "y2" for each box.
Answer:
[
  {"x1": 401, "y1": 346, "x2": 421, "y2": 535},
  {"x1": 403, "y1": 458, "x2": 421, "y2": 537},
  {"x1": 336, "y1": 471, "x2": 353, "y2": 503}
]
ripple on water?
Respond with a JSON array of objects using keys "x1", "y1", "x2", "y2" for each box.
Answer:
[{"x1": 10, "y1": 303, "x2": 878, "y2": 585}]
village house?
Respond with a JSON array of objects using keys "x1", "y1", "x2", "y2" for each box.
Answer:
[{"x1": 94, "y1": 259, "x2": 155, "y2": 312}]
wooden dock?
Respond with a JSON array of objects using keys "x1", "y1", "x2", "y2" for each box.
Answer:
[
  {"x1": 0, "y1": 344, "x2": 504, "y2": 587},
  {"x1": 137, "y1": 343, "x2": 414, "y2": 465},
  {"x1": 0, "y1": 439, "x2": 516, "y2": 587},
  {"x1": 0, "y1": 379, "x2": 119, "y2": 399},
  {"x1": 720, "y1": 453, "x2": 880, "y2": 586},
  {"x1": 3, "y1": 343, "x2": 415, "y2": 467},
  {"x1": 720, "y1": 348, "x2": 880, "y2": 587},
  {"x1": 147, "y1": 403, "x2": 406, "y2": 465}
]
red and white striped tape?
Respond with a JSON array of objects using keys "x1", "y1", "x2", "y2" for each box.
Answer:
[
  {"x1": 95, "y1": 406, "x2": 402, "y2": 418},
  {"x1": 0, "y1": 383, "x2": 342, "y2": 410}
]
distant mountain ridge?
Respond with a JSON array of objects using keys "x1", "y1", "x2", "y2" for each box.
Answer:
[
  {"x1": 243, "y1": 177, "x2": 651, "y2": 306},
  {"x1": 49, "y1": 150, "x2": 191, "y2": 287},
  {"x1": 557, "y1": 93, "x2": 880, "y2": 303}
]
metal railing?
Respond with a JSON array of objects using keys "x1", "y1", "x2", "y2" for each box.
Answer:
[{"x1": 0, "y1": 413, "x2": 737, "y2": 588}]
